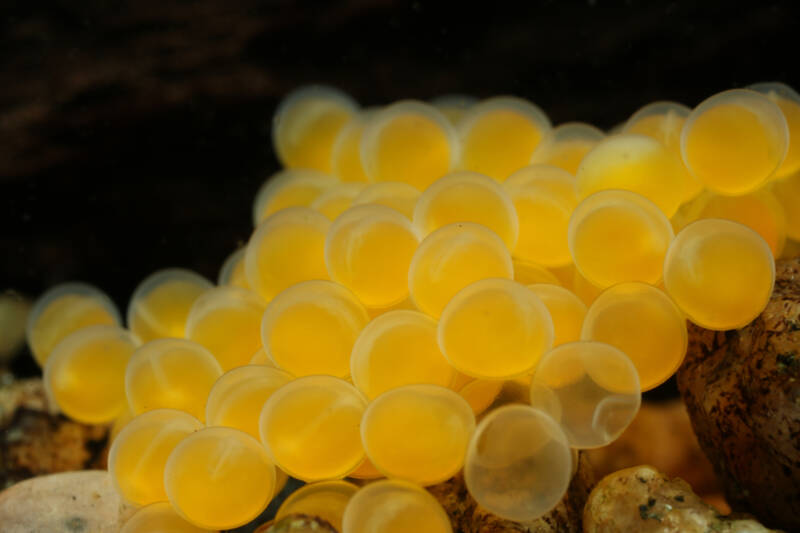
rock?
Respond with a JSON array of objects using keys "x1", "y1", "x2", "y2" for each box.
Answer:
[
  {"x1": 427, "y1": 451, "x2": 595, "y2": 532},
  {"x1": 583, "y1": 465, "x2": 779, "y2": 533},
  {"x1": 677, "y1": 257, "x2": 800, "y2": 530},
  {"x1": 0, "y1": 378, "x2": 108, "y2": 489},
  {"x1": 0, "y1": 470, "x2": 134, "y2": 533}
]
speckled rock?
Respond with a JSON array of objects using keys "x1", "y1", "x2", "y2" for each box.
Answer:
[
  {"x1": 583, "y1": 465, "x2": 779, "y2": 533},
  {"x1": 677, "y1": 257, "x2": 800, "y2": 530},
  {"x1": 0, "y1": 470, "x2": 134, "y2": 533}
]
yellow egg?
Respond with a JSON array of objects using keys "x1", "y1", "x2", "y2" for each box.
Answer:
[
  {"x1": 27, "y1": 282, "x2": 120, "y2": 367},
  {"x1": 272, "y1": 85, "x2": 358, "y2": 172},
  {"x1": 125, "y1": 338, "x2": 222, "y2": 421},
  {"x1": 261, "y1": 280, "x2": 368, "y2": 378},
  {"x1": 458, "y1": 96, "x2": 551, "y2": 181},
  {"x1": 259, "y1": 376, "x2": 366, "y2": 481},
  {"x1": 409, "y1": 222, "x2": 513, "y2": 319},
  {"x1": 361, "y1": 101, "x2": 458, "y2": 190},
  {"x1": 185, "y1": 286, "x2": 266, "y2": 371},
  {"x1": 165, "y1": 427, "x2": 276, "y2": 530},
  {"x1": 663, "y1": 219, "x2": 775, "y2": 330},
  {"x1": 414, "y1": 171, "x2": 519, "y2": 249},
  {"x1": 127, "y1": 269, "x2": 212, "y2": 342},
  {"x1": 681, "y1": 89, "x2": 788, "y2": 195},
  {"x1": 325, "y1": 204, "x2": 419, "y2": 308},
  {"x1": 244, "y1": 207, "x2": 330, "y2": 302},
  {"x1": 44, "y1": 325, "x2": 139, "y2": 423}
]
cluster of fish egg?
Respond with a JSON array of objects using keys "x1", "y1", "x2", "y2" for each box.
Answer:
[{"x1": 25, "y1": 81, "x2": 800, "y2": 532}]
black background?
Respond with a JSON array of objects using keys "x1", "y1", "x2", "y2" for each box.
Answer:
[{"x1": 2, "y1": 0, "x2": 799, "y2": 386}]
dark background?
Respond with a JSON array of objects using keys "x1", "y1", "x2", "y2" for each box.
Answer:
[{"x1": 2, "y1": 0, "x2": 799, "y2": 385}]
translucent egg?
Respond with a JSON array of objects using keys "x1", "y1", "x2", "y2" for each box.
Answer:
[
  {"x1": 331, "y1": 113, "x2": 372, "y2": 183},
  {"x1": 681, "y1": 89, "x2": 788, "y2": 195},
  {"x1": 576, "y1": 133, "x2": 697, "y2": 217},
  {"x1": 341, "y1": 479, "x2": 452, "y2": 533},
  {"x1": 463, "y1": 404, "x2": 571, "y2": 521},
  {"x1": 185, "y1": 286, "x2": 266, "y2": 371},
  {"x1": 259, "y1": 375, "x2": 367, "y2": 481},
  {"x1": 276, "y1": 480, "x2": 359, "y2": 531},
  {"x1": 272, "y1": 85, "x2": 358, "y2": 172},
  {"x1": 530, "y1": 122, "x2": 605, "y2": 175},
  {"x1": 438, "y1": 278, "x2": 553, "y2": 379},
  {"x1": 413, "y1": 171, "x2": 519, "y2": 249},
  {"x1": 361, "y1": 384, "x2": 475, "y2": 485},
  {"x1": 218, "y1": 248, "x2": 249, "y2": 289},
  {"x1": 409, "y1": 222, "x2": 513, "y2": 319},
  {"x1": 165, "y1": 426, "x2": 276, "y2": 530},
  {"x1": 125, "y1": 338, "x2": 222, "y2": 421},
  {"x1": 458, "y1": 96, "x2": 551, "y2": 181},
  {"x1": 568, "y1": 190, "x2": 674, "y2": 288},
  {"x1": 529, "y1": 341, "x2": 640, "y2": 448},
  {"x1": 26, "y1": 282, "x2": 121, "y2": 367},
  {"x1": 127, "y1": 268, "x2": 212, "y2": 343},
  {"x1": 109, "y1": 409, "x2": 203, "y2": 506},
  {"x1": 672, "y1": 190, "x2": 786, "y2": 258},
  {"x1": 352, "y1": 181, "x2": 420, "y2": 219},
  {"x1": 361, "y1": 101, "x2": 459, "y2": 190},
  {"x1": 252, "y1": 169, "x2": 338, "y2": 225},
  {"x1": 512, "y1": 259, "x2": 561, "y2": 286},
  {"x1": 205, "y1": 365, "x2": 293, "y2": 439},
  {"x1": 663, "y1": 219, "x2": 775, "y2": 330},
  {"x1": 44, "y1": 325, "x2": 139, "y2": 423},
  {"x1": 749, "y1": 82, "x2": 800, "y2": 179},
  {"x1": 528, "y1": 284, "x2": 587, "y2": 347},
  {"x1": 311, "y1": 183, "x2": 366, "y2": 220},
  {"x1": 581, "y1": 282, "x2": 687, "y2": 391},
  {"x1": 350, "y1": 310, "x2": 455, "y2": 400},
  {"x1": 121, "y1": 502, "x2": 211, "y2": 533},
  {"x1": 261, "y1": 280, "x2": 368, "y2": 378},
  {"x1": 504, "y1": 164, "x2": 578, "y2": 267},
  {"x1": 772, "y1": 170, "x2": 800, "y2": 241},
  {"x1": 325, "y1": 205, "x2": 419, "y2": 308},
  {"x1": 431, "y1": 94, "x2": 477, "y2": 124},
  {"x1": 244, "y1": 207, "x2": 330, "y2": 302},
  {"x1": 623, "y1": 101, "x2": 691, "y2": 155}
]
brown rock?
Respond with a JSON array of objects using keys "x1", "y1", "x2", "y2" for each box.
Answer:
[
  {"x1": 0, "y1": 470, "x2": 134, "y2": 533},
  {"x1": 677, "y1": 257, "x2": 800, "y2": 530},
  {"x1": 0, "y1": 378, "x2": 109, "y2": 489},
  {"x1": 427, "y1": 451, "x2": 595, "y2": 532},
  {"x1": 583, "y1": 465, "x2": 779, "y2": 533}
]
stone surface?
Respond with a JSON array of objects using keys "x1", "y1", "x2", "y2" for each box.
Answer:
[
  {"x1": 583, "y1": 465, "x2": 779, "y2": 533},
  {"x1": 677, "y1": 257, "x2": 800, "y2": 530},
  {"x1": 0, "y1": 470, "x2": 134, "y2": 533}
]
